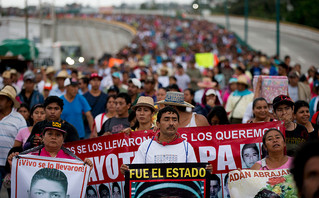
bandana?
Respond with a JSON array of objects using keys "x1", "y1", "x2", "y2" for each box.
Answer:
[{"x1": 154, "y1": 131, "x2": 183, "y2": 146}]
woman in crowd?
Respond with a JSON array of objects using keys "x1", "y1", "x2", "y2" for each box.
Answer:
[
  {"x1": 14, "y1": 104, "x2": 45, "y2": 148},
  {"x1": 222, "y1": 78, "x2": 237, "y2": 106},
  {"x1": 207, "y1": 106, "x2": 230, "y2": 125},
  {"x1": 247, "y1": 97, "x2": 273, "y2": 123},
  {"x1": 17, "y1": 103, "x2": 30, "y2": 125},
  {"x1": 131, "y1": 96, "x2": 156, "y2": 131},
  {"x1": 184, "y1": 88, "x2": 196, "y2": 112},
  {"x1": 251, "y1": 128, "x2": 292, "y2": 170},
  {"x1": 195, "y1": 89, "x2": 221, "y2": 117},
  {"x1": 8, "y1": 121, "x2": 93, "y2": 167},
  {"x1": 156, "y1": 87, "x2": 167, "y2": 110},
  {"x1": 94, "y1": 95, "x2": 117, "y2": 134},
  {"x1": 294, "y1": 100, "x2": 319, "y2": 139}
]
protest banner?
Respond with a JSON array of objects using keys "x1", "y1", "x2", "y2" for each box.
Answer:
[
  {"x1": 195, "y1": 53, "x2": 218, "y2": 68},
  {"x1": 64, "y1": 121, "x2": 284, "y2": 197},
  {"x1": 11, "y1": 155, "x2": 90, "y2": 198},
  {"x1": 125, "y1": 163, "x2": 209, "y2": 198},
  {"x1": 228, "y1": 169, "x2": 298, "y2": 198}
]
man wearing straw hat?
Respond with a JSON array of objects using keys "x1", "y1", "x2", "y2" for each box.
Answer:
[
  {"x1": 156, "y1": 91, "x2": 209, "y2": 127},
  {"x1": 0, "y1": 85, "x2": 27, "y2": 190}
]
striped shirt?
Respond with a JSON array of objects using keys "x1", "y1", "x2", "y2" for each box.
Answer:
[{"x1": 0, "y1": 109, "x2": 27, "y2": 166}]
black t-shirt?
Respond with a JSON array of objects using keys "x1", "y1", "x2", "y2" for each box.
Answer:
[
  {"x1": 24, "y1": 120, "x2": 79, "y2": 150},
  {"x1": 99, "y1": 117, "x2": 130, "y2": 136},
  {"x1": 285, "y1": 123, "x2": 309, "y2": 156}
]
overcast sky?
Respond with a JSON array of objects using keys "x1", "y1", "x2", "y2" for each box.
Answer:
[{"x1": 2, "y1": 0, "x2": 193, "y2": 8}]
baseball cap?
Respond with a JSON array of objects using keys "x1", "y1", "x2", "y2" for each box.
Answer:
[
  {"x1": 272, "y1": 95, "x2": 294, "y2": 110},
  {"x1": 44, "y1": 82, "x2": 52, "y2": 90},
  {"x1": 64, "y1": 78, "x2": 79, "y2": 87},
  {"x1": 23, "y1": 70, "x2": 36, "y2": 81},
  {"x1": 43, "y1": 121, "x2": 67, "y2": 135},
  {"x1": 108, "y1": 85, "x2": 119, "y2": 94},
  {"x1": 112, "y1": 72, "x2": 121, "y2": 79},
  {"x1": 90, "y1": 73, "x2": 102, "y2": 80},
  {"x1": 129, "y1": 78, "x2": 142, "y2": 89},
  {"x1": 205, "y1": 89, "x2": 217, "y2": 96}
]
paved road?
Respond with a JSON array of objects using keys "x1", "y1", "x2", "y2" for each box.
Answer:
[{"x1": 206, "y1": 16, "x2": 319, "y2": 73}]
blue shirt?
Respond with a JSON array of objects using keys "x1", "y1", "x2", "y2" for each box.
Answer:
[
  {"x1": 83, "y1": 91, "x2": 108, "y2": 118},
  {"x1": 60, "y1": 94, "x2": 91, "y2": 138}
]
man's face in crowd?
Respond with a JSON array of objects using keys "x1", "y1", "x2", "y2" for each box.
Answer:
[
  {"x1": 274, "y1": 104, "x2": 293, "y2": 123},
  {"x1": 210, "y1": 180, "x2": 221, "y2": 198},
  {"x1": 66, "y1": 85, "x2": 78, "y2": 98},
  {"x1": 157, "y1": 112, "x2": 179, "y2": 138},
  {"x1": 45, "y1": 102, "x2": 62, "y2": 121},
  {"x1": 0, "y1": 95, "x2": 12, "y2": 111},
  {"x1": 115, "y1": 97, "x2": 130, "y2": 117},
  {"x1": 143, "y1": 81, "x2": 154, "y2": 93},
  {"x1": 128, "y1": 82, "x2": 139, "y2": 97},
  {"x1": 56, "y1": 78, "x2": 65, "y2": 88},
  {"x1": 3, "y1": 77, "x2": 12, "y2": 85},
  {"x1": 301, "y1": 156, "x2": 319, "y2": 198},
  {"x1": 90, "y1": 78, "x2": 101, "y2": 91},
  {"x1": 112, "y1": 77, "x2": 120, "y2": 86},
  {"x1": 289, "y1": 75, "x2": 299, "y2": 87},
  {"x1": 28, "y1": 179, "x2": 69, "y2": 198},
  {"x1": 79, "y1": 79, "x2": 86, "y2": 90},
  {"x1": 24, "y1": 80, "x2": 35, "y2": 92}
]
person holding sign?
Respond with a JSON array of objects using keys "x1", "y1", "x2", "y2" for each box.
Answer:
[
  {"x1": 250, "y1": 128, "x2": 292, "y2": 170},
  {"x1": 120, "y1": 106, "x2": 213, "y2": 174},
  {"x1": 121, "y1": 106, "x2": 207, "y2": 172},
  {"x1": 8, "y1": 121, "x2": 93, "y2": 169}
]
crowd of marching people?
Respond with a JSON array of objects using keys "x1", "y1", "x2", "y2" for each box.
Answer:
[{"x1": 1, "y1": 14, "x2": 319, "y2": 197}]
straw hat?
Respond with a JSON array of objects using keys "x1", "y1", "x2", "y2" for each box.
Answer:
[
  {"x1": 237, "y1": 75, "x2": 248, "y2": 86},
  {"x1": 197, "y1": 77, "x2": 217, "y2": 88},
  {"x1": 132, "y1": 96, "x2": 156, "y2": 111},
  {"x1": 156, "y1": 91, "x2": 194, "y2": 108},
  {"x1": 0, "y1": 85, "x2": 20, "y2": 108},
  {"x1": 45, "y1": 66, "x2": 55, "y2": 75},
  {"x1": 56, "y1": 70, "x2": 69, "y2": 79},
  {"x1": 2, "y1": 71, "x2": 11, "y2": 79}
]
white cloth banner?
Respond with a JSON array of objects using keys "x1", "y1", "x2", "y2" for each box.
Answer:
[
  {"x1": 228, "y1": 169, "x2": 298, "y2": 198},
  {"x1": 11, "y1": 155, "x2": 90, "y2": 198}
]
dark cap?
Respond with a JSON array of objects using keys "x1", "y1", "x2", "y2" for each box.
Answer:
[
  {"x1": 108, "y1": 85, "x2": 119, "y2": 94},
  {"x1": 42, "y1": 121, "x2": 67, "y2": 135},
  {"x1": 272, "y1": 95, "x2": 294, "y2": 111},
  {"x1": 64, "y1": 78, "x2": 79, "y2": 86},
  {"x1": 90, "y1": 73, "x2": 102, "y2": 81}
]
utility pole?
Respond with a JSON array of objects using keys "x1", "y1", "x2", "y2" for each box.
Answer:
[
  {"x1": 25, "y1": 0, "x2": 29, "y2": 39},
  {"x1": 244, "y1": 0, "x2": 248, "y2": 45},
  {"x1": 276, "y1": 0, "x2": 280, "y2": 57},
  {"x1": 224, "y1": 0, "x2": 230, "y2": 30},
  {"x1": 39, "y1": 0, "x2": 43, "y2": 43}
]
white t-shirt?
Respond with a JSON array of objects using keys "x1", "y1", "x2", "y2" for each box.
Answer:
[{"x1": 132, "y1": 138, "x2": 197, "y2": 164}]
